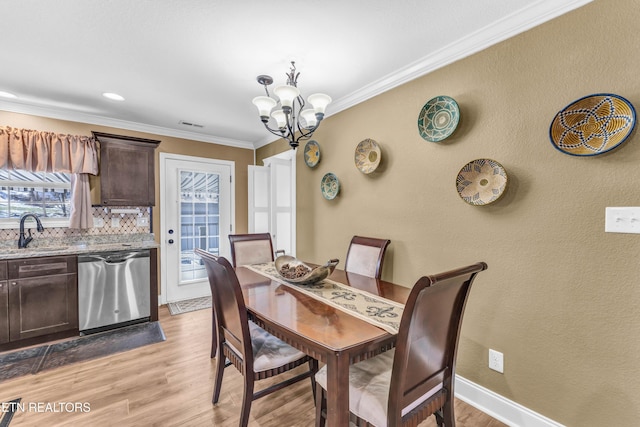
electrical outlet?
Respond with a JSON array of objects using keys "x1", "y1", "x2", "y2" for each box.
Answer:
[
  {"x1": 93, "y1": 217, "x2": 104, "y2": 228},
  {"x1": 111, "y1": 217, "x2": 121, "y2": 227},
  {"x1": 489, "y1": 349, "x2": 504, "y2": 373},
  {"x1": 136, "y1": 217, "x2": 149, "y2": 226}
]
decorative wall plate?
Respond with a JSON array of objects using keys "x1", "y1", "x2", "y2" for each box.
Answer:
[
  {"x1": 321, "y1": 173, "x2": 340, "y2": 200},
  {"x1": 354, "y1": 138, "x2": 381, "y2": 174},
  {"x1": 418, "y1": 95, "x2": 460, "y2": 142},
  {"x1": 304, "y1": 140, "x2": 321, "y2": 167},
  {"x1": 549, "y1": 93, "x2": 636, "y2": 156},
  {"x1": 456, "y1": 159, "x2": 508, "y2": 206}
]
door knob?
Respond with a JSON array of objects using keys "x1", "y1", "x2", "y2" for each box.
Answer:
[
  {"x1": 168, "y1": 229, "x2": 174, "y2": 234},
  {"x1": 168, "y1": 239, "x2": 174, "y2": 244}
]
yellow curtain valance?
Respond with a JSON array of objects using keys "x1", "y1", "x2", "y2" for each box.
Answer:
[{"x1": 0, "y1": 126, "x2": 98, "y2": 174}]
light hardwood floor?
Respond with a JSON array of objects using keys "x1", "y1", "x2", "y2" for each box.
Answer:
[{"x1": 0, "y1": 306, "x2": 506, "y2": 426}]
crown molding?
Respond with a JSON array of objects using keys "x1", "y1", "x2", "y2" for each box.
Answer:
[
  {"x1": 0, "y1": 100, "x2": 255, "y2": 150},
  {"x1": 328, "y1": 0, "x2": 593, "y2": 114}
]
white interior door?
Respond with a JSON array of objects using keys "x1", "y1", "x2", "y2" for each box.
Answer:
[
  {"x1": 248, "y1": 150, "x2": 296, "y2": 256},
  {"x1": 160, "y1": 153, "x2": 234, "y2": 303},
  {"x1": 248, "y1": 165, "x2": 270, "y2": 233},
  {"x1": 266, "y1": 157, "x2": 294, "y2": 255}
]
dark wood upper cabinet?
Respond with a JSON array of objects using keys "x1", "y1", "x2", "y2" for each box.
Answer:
[{"x1": 91, "y1": 132, "x2": 160, "y2": 206}]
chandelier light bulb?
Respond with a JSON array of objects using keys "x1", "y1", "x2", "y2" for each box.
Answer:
[
  {"x1": 300, "y1": 109, "x2": 318, "y2": 128},
  {"x1": 273, "y1": 85, "x2": 300, "y2": 109},
  {"x1": 308, "y1": 93, "x2": 332, "y2": 115},
  {"x1": 252, "y1": 96, "x2": 277, "y2": 119},
  {"x1": 271, "y1": 109, "x2": 287, "y2": 129}
]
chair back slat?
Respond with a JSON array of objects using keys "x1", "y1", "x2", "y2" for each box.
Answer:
[
  {"x1": 345, "y1": 235, "x2": 391, "y2": 279},
  {"x1": 196, "y1": 249, "x2": 254, "y2": 374},
  {"x1": 388, "y1": 262, "x2": 488, "y2": 421},
  {"x1": 229, "y1": 233, "x2": 275, "y2": 267}
]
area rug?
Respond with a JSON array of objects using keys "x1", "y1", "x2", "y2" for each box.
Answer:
[
  {"x1": 167, "y1": 296, "x2": 212, "y2": 315},
  {"x1": 0, "y1": 322, "x2": 165, "y2": 384},
  {"x1": 0, "y1": 398, "x2": 21, "y2": 427}
]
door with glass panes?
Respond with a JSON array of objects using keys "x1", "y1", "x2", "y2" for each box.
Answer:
[{"x1": 161, "y1": 154, "x2": 233, "y2": 303}]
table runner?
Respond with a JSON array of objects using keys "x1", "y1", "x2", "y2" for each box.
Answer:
[{"x1": 244, "y1": 262, "x2": 404, "y2": 334}]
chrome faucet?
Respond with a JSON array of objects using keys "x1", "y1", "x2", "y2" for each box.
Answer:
[{"x1": 18, "y1": 213, "x2": 45, "y2": 249}]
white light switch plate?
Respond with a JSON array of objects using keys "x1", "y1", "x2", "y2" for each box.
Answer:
[
  {"x1": 605, "y1": 207, "x2": 640, "y2": 234},
  {"x1": 111, "y1": 217, "x2": 121, "y2": 227},
  {"x1": 93, "y1": 217, "x2": 104, "y2": 228}
]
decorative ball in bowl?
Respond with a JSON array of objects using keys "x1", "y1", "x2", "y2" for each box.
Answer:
[{"x1": 274, "y1": 255, "x2": 339, "y2": 285}]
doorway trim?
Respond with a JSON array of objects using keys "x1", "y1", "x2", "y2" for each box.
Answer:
[{"x1": 159, "y1": 152, "x2": 236, "y2": 305}]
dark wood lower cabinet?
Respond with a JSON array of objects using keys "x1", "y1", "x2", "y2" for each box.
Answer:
[
  {"x1": 0, "y1": 261, "x2": 8, "y2": 345},
  {"x1": 0, "y1": 280, "x2": 8, "y2": 345},
  {"x1": 8, "y1": 274, "x2": 78, "y2": 341},
  {"x1": 0, "y1": 255, "x2": 78, "y2": 351}
]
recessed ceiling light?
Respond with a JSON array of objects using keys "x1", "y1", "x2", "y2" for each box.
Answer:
[
  {"x1": 0, "y1": 91, "x2": 17, "y2": 99},
  {"x1": 102, "y1": 92, "x2": 125, "y2": 101}
]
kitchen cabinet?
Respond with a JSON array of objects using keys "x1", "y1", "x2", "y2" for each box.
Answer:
[
  {"x1": 91, "y1": 132, "x2": 160, "y2": 206},
  {"x1": 0, "y1": 255, "x2": 78, "y2": 351}
]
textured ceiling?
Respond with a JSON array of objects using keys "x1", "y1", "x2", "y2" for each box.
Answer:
[{"x1": 0, "y1": 0, "x2": 591, "y2": 149}]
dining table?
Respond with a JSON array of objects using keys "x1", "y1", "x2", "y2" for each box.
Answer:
[{"x1": 234, "y1": 263, "x2": 411, "y2": 426}]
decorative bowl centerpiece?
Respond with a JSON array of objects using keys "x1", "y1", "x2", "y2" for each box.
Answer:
[{"x1": 275, "y1": 255, "x2": 339, "y2": 285}]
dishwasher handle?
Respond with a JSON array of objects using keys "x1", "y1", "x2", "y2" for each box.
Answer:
[{"x1": 78, "y1": 250, "x2": 150, "y2": 264}]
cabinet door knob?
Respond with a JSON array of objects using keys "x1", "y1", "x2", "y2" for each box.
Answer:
[
  {"x1": 168, "y1": 239, "x2": 174, "y2": 244},
  {"x1": 11, "y1": 282, "x2": 17, "y2": 286}
]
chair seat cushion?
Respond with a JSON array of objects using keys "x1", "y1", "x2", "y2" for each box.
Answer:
[
  {"x1": 249, "y1": 322, "x2": 307, "y2": 372},
  {"x1": 316, "y1": 349, "x2": 442, "y2": 427}
]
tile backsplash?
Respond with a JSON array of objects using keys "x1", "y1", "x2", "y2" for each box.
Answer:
[{"x1": 0, "y1": 206, "x2": 152, "y2": 243}]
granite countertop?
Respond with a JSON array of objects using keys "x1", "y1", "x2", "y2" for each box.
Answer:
[{"x1": 0, "y1": 234, "x2": 160, "y2": 260}]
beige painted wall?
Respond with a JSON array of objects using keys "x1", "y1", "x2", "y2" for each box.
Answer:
[
  {"x1": 258, "y1": 0, "x2": 640, "y2": 425},
  {"x1": 0, "y1": 111, "x2": 254, "y2": 237}
]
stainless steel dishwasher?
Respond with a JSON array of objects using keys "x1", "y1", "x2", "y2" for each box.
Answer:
[{"x1": 78, "y1": 249, "x2": 151, "y2": 333}]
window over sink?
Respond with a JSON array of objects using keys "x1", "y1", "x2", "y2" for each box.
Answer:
[{"x1": 0, "y1": 169, "x2": 72, "y2": 228}]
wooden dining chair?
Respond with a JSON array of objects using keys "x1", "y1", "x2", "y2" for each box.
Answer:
[
  {"x1": 315, "y1": 262, "x2": 488, "y2": 427},
  {"x1": 345, "y1": 236, "x2": 391, "y2": 279},
  {"x1": 229, "y1": 233, "x2": 282, "y2": 267},
  {"x1": 195, "y1": 249, "x2": 318, "y2": 427}
]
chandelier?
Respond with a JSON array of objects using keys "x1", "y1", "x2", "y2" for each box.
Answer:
[{"x1": 252, "y1": 61, "x2": 331, "y2": 149}]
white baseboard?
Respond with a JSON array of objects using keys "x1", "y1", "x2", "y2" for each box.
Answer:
[{"x1": 455, "y1": 376, "x2": 565, "y2": 427}]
